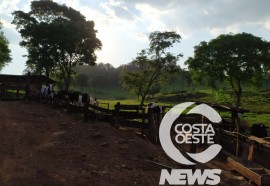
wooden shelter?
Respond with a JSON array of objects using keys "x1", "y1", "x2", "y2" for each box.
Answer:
[{"x1": 0, "y1": 74, "x2": 56, "y2": 100}]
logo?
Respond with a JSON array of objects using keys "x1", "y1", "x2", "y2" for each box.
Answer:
[{"x1": 159, "y1": 102, "x2": 222, "y2": 185}]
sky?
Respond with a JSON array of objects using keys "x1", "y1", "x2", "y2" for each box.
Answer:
[{"x1": 1, "y1": 0, "x2": 270, "y2": 75}]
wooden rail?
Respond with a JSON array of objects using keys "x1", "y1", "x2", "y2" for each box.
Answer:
[
  {"x1": 227, "y1": 157, "x2": 270, "y2": 186},
  {"x1": 97, "y1": 102, "x2": 110, "y2": 110},
  {"x1": 113, "y1": 102, "x2": 147, "y2": 134}
]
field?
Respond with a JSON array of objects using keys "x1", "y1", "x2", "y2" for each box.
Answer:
[
  {"x1": 5, "y1": 86, "x2": 270, "y2": 131},
  {"x1": 0, "y1": 101, "x2": 252, "y2": 185},
  {"x1": 95, "y1": 89, "x2": 270, "y2": 133}
]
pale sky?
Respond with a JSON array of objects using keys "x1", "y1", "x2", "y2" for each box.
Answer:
[{"x1": 1, "y1": 0, "x2": 270, "y2": 75}]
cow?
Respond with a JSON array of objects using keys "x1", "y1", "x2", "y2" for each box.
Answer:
[
  {"x1": 40, "y1": 84, "x2": 54, "y2": 102},
  {"x1": 147, "y1": 102, "x2": 163, "y2": 144},
  {"x1": 251, "y1": 123, "x2": 268, "y2": 138},
  {"x1": 54, "y1": 90, "x2": 91, "y2": 106},
  {"x1": 147, "y1": 102, "x2": 162, "y2": 114},
  {"x1": 54, "y1": 90, "x2": 69, "y2": 102},
  {"x1": 250, "y1": 123, "x2": 269, "y2": 153},
  {"x1": 67, "y1": 91, "x2": 80, "y2": 105},
  {"x1": 89, "y1": 95, "x2": 97, "y2": 106},
  {"x1": 82, "y1": 93, "x2": 89, "y2": 105}
]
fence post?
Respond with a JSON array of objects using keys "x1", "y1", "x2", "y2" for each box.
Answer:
[
  {"x1": 113, "y1": 102, "x2": 120, "y2": 126},
  {"x1": 248, "y1": 141, "x2": 255, "y2": 161},
  {"x1": 107, "y1": 102, "x2": 109, "y2": 110},
  {"x1": 25, "y1": 72, "x2": 30, "y2": 101},
  {"x1": 141, "y1": 108, "x2": 145, "y2": 135},
  {"x1": 148, "y1": 108, "x2": 157, "y2": 143}
]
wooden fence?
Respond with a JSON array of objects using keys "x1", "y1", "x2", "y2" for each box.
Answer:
[
  {"x1": 49, "y1": 99, "x2": 270, "y2": 185},
  {"x1": 51, "y1": 100, "x2": 162, "y2": 143}
]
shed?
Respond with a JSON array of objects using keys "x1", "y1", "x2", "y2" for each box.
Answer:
[{"x1": 0, "y1": 74, "x2": 56, "y2": 100}]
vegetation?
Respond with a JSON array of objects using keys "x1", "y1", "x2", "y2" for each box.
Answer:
[
  {"x1": 186, "y1": 33, "x2": 270, "y2": 108},
  {"x1": 7, "y1": 1, "x2": 270, "y2": 136},
  {"x1": 12, "y1": 0, "x2": 101, "y2": 90},
  {"x1": 185, "y1": 33, "x2": 270, "y2": 155},
  {"x1": 120, "y1": 31, "x2": 182, "y2": 106},
  {"x1": 0, "y1": 22, "x2": 11, "y2": 71}
]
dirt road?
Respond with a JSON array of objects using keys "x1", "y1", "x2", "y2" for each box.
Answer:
[{"x1": 0, "y1": 101, "x2": 251, "y2": 185}]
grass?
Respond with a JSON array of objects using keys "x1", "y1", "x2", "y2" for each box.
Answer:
[
  {"x1": 4, "y1": 84, "x2": 270, "y2": 131},
  {"x1": 98, "y1": 99, "x2": 140, "y2": 110},
  {"x1": 67, "y1": 86, "x2": 134, "y2": 100},
  {"x1": 242, "y1": 113, "x2": 270, "y2": 125},
  {"x1": 69, "y1": 85, "x2": 270, "y2": 132},
  {"x1": 2, "y1": 90, "x2": 25, "y2": 101},
  {"x1": 98, "y1": 89, "x2": 270, "y2": 131},
  {"x1": 98, "y1": 99, "x2": 173, "y2": 110}
]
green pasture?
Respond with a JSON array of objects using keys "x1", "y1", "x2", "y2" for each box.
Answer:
[{"x1": 96, "y1": 89, "x2": 270, "y2": 131}]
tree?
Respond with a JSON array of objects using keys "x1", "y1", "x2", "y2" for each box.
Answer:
[
  {"x1": 186, "y1": 32, "x2": 270, "y2": 108},
  {"x1": 0, "y1": 22, "x2": 12, "y2": 71},
  {"x1": 75, "y1": 73, "x2": 88, "y2": 91},
  {"x1": 120, "y1": 52, "x2": 149, "y2": 101},
  {"x1": 12, "y1": 0, "x2": 102, "y2": 90},
  {"x1": 186, "y1": 33, "x2": 270, "y2": 157},
  {"x1": 167, "y1": 60, "x2": 181, "y2": 93},
  {"x1": 121, "y1": 31, "x2": 182, "y2": 106},
  {"x1": 176, "y1": 69, "x2": 192, "y2": 91}
]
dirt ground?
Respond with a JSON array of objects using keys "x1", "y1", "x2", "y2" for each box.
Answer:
[{"x1": 0, "y1": 101, "x2": 252, "y2": 186}]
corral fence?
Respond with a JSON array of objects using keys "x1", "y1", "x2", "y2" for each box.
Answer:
[
  {"x1": 49, "y1": 99, "x2": 270, "y2": 185},
  {"x1": 50, "y1": 99, "x2": 163, "y2": 143}
]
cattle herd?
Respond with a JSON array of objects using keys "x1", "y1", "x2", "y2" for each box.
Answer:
[
  {"x1": 40, "y1": 84, "x2": 97, "y2": 106},
  {"x1": 39, "y1": 84, "x2": 268, "y2": 139}
]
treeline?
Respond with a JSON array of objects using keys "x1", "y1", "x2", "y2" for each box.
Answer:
[
  {"x1": 71, "y1": 62, "x2": 193, "y2": 94},
  {"x1": 72, "y1": 62, "x2": 270, "y2": 94},
  {"x1": 11, "y1": 1, "x2": 270, "y2": 108}
]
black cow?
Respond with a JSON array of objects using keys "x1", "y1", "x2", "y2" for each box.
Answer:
[
  {"x1": 147, "y1": 102, "x2": 162, "y2": 114},
  {"x1": 82, "y1": 93, "x2": 89, "y2": 105},
  {"x1": 55, "y1": 90, "x2": 69, "y2": 101},
  {"x1": 55, "y1": 90, "x2": 90, "y2": 106},
  {"x1": 68, "y1": 91, "x2": 80, "y2": 105},
  {"x1": 250, "y1": 123, "x2": 268, "y2": 153},
  {"x1": 251, "y1": 123, "x2": 268, "y2": 138}
]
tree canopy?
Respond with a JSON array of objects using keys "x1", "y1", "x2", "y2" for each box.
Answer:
[
  {"x1": 120, "y1": 31, "x2": 182, "y2": 106},
  {"x1": 12, "y1": 0, "x2": 102, "y2": 90},
  {"x1": 186, "y1": 32, "x2": 270, "y2": 108},
  {"x1": 0, "y1": 22, "x2": 12, "y2": 71}
]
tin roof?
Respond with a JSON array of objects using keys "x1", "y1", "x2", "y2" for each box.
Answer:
[{"x1": 0, "y1": 74, "x2": 56, "y2": 84}]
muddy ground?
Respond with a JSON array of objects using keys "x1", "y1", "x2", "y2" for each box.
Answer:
[{"x1": 0, "y1": 101, "x2": 252, "y2": 185}]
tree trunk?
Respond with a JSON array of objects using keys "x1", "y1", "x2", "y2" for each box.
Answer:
[
  {"x1": 65, "y1": 75, "x2": 70, "y2": 91},
  {"x1": 172, "y1": 74, "x2": 175, "y2": 93},
  {"x1": 45, "y1": 67, "x2": 50, "y2": 78},
  {"x1": 65, "y1": 59, "x2": 73, "y2": 91},
  {"x1": 140, "y1": 71, "x2": 160, "y2": 106},
  {"x1": 140, "y1": 94, "x2": 146, "y2": 107},
  {"x1": 235, "y1": 81, "x2": 242, "y2": 157},
  {"x1": 236, "y1": 92, "x2": 241, "y2": 108},
  {"x1": 63, "y1": 71, "x2": 71, "y2": 91}
]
